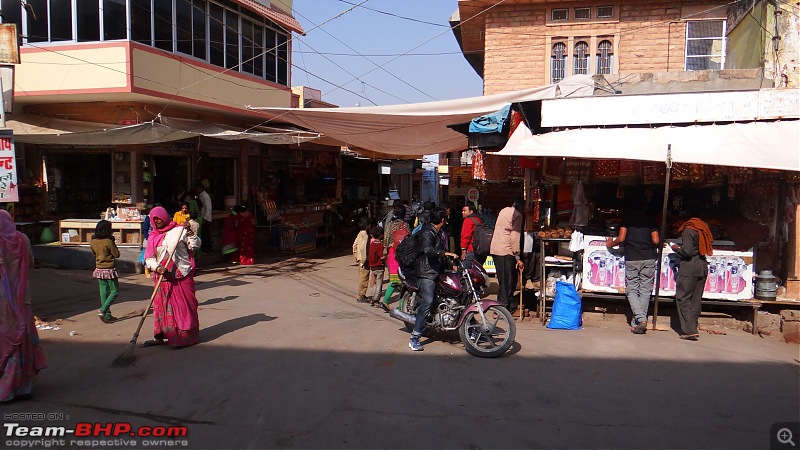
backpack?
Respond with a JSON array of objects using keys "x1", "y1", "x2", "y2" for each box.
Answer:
[
  {"x1": 472, "y1": 220, "x2": 494, "y2": 257},
  {"x1": 411, "y1": 223, "x2": 424, "y2": 235},
  {"x1": 396, "y1": 232, "x2": 426, "y2": 271},
  {"x1": 392, "y1": 224, "x2": 409, "y2": 249}
]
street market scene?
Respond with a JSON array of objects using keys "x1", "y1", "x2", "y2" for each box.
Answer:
[{"x1": 1, "y1": 0, "x2": 799, "y2": 449}]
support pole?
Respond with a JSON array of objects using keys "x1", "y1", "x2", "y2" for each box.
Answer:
[{"x1": 652, "y1": 145, "x2": 672, "y2": 331}]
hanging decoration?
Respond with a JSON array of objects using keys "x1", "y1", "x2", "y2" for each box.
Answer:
[{"x1": 471, "y1": 149, "x2": 487, "y2": 181}]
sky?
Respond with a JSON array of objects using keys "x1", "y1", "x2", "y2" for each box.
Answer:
[{"x1": 289, "y1": 0, "x2": 484, "y2": 108}]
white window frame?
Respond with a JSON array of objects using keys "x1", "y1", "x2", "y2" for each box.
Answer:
[
  {"x1": 684, "y1": 19, "x2": 726, "y2": 71},
  {"x1": 546, "y1": 34, "x2": 619, "y2": 82}
]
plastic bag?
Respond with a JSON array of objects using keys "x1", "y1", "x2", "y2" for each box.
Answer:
[{"x1": 547, "y1": 281, "x2": 582, "y2": 330}]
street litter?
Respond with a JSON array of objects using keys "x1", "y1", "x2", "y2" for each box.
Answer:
[{"x1": 34, "y1": 316, "x2": 63, "y2": 331}]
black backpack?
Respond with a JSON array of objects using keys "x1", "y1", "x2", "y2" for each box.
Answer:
[
  {"x1": 472, "y1": 219, "x2": 494, "y2": 257},
  {"x1": 395, "y1": 232, "x2": 421, "y2": 271}
]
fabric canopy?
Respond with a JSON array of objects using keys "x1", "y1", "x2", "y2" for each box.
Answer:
[
  {"x1": 496, "y1": 121, "x2": 800, "y2": 171},
  {"x1": 248, "y1": 75, "x2": 596, "y2": 158},
  {"x1": 6, "y1": 114, "x2": 320, "y2": 146}
]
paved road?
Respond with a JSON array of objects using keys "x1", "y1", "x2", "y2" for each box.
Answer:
[{"x1": 5, "y1": 248, "x2": 799, "y2": 449}]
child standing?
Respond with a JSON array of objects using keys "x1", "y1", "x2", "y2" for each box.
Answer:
[
  {"x1": 90, "y1": 220, "x2": 120, "y2": 323},
  {"x1": 352, "y1": 217, "x2": 371, "y2": 303},
  {"x1": 367, "y1": 226, "x2": 386, "y2": 307}
]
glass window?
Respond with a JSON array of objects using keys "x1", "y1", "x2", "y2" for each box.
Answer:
[
  {"x1": 276, "y1": 32, "x2": 288, "y2": 85},
  {"x1": 153, "y1": 0, "x2": 173, "y2": 51},
  {"x1": 131, "y1": 0, "x2": 152, "y2": 45},
  {"x1": 49, "y1": 0, "x2": 73, "y2": 41},
  {"x1": 551, "y1": 9, "x2": 567, "y2": 21},
  {"x1": 1, "y1": 0, "x2": 23, "y2": 35},
  {"x1": 573, "y1": 41, "x2": 589, "y2": 74},
  {"x1": 103, "y1": 0, "x2": 127, "y2": 40},
  {"x1": 192, "y1": 0, "x2": 206, "y2": 59},
  {"x1": 265, "y1": 28, "x2": 276, "y2": 82},
  {"x1": 574, "y1": 8, "x2": 590, "y2": 20},
  {"x1": 209, "y1": 2, "x2": 224, "y2": 66},
  {"x1": 225, "y1": 8, "x2": 239, "y2": 70},
  {"x1": 176, "y1": 0, "x2": 193, "y2": 54},
  {"x1": 25, "y1": 0, "x2": 48, "y2": 42},
  {"x1": 685, "y1": 20, "x2": 725, "y2": 71},
  {"x1": 551, "y1": 42, "x2": 566, "y2": 83},
  {"x1": 597, "y1": 6, "x2": 614, "y2": 18},
  {"x1": 253, "y1": 25, "x2": 263, "y2": 77},
  {"x1": 596, "y1": 40, "x2": 613, "y2": 74},
  {"x1": 241, "y1": 18, "x2": 254, "y2": 74},
  {"x1": 76, "y1": 0, "x2": 100, "y2": 42}
]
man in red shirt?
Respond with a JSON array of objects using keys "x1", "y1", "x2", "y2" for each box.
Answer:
[{"x1": 460, "y1": 202, "x2": 485, "y2": 266}]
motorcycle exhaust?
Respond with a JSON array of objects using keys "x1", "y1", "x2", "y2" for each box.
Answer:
[{"x1": 389, "y1": 308, "x2": 416, "y2": 325}]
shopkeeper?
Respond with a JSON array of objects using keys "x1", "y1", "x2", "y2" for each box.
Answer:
[{"x1": 669, "y1": 217, "x2": 714, "y2": 341}]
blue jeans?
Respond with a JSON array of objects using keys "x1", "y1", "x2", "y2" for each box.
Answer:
[
  {"x1": 625, "y1": 259, "x2": 656, "y2": 327},
  {"x1": 412, "y1": 277, "x2": 436, "y2": 337}
]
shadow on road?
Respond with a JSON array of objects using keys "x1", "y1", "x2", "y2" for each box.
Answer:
[{"x1": 201, "y1": 313, "x2": 277, "y2": 343}]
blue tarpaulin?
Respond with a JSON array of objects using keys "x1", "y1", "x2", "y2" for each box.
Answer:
[{"x1": 468, "y1": 104, "x2": 511, "y2": 134}]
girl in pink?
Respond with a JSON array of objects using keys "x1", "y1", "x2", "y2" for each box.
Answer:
[{"x1": 140, "y1": 207, "x2": 202, "y2": 348}]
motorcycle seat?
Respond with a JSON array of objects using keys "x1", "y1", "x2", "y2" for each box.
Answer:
[{"x1": 398, "y1": 267, "x2": 419, "y2": 292}]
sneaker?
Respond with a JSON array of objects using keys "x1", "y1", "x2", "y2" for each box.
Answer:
[
  {"x1": 631, "y1": 326, "x2": 646, "y2": 335},
  {"x1": 408, "y1": 337, "x2": 423, "y2": 351},
  {"x1": 679, "y1": 334, "x2": 699, "y2": 341}
]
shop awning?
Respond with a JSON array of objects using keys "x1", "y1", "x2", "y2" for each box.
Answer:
[
  {"x1": 247, "y1": 75, "x2": 596, "y2": 158},
  {"x1": 495, "y1": 120, "x2": 800, "y2": 171},
  {"x1": 6, "y1": 114, "x2": 321, "y2": 146}
]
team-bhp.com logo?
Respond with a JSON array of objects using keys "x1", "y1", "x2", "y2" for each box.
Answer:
[{"x1": 5, "y1": 422, "x2": 187, "y2": 437}]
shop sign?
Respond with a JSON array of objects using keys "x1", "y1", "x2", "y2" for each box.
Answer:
[
  {"x1": 0, "y1": 129, "x2": 18, "y2": 202},
  {"x1": 466, "y1": 187, "x2": 480, "y2": 203},
  {"x1": 449, "y1": 167, "x2": 474, "y2": 196},
  {"x1": 0, "y1": 24, "x2": 19, "y2": 64},
  {"x1": 422, "y1": 169, "x2": 436, "y2": 181}
]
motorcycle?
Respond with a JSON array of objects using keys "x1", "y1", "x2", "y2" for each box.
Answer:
[{"x1": 390, "y1": 258, "x2": 516, "y2": 358}]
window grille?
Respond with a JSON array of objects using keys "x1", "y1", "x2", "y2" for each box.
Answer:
[
  {"x1": 685, "y1": 20, "x2": 726, "y2": 70},
  {"x1": 597, "y1": 6, "x2": 614, "y2": 18},
  {"x1": 596, "y1": 40, "x2": 613, "y2": 74},
  {"x1": 574, "y1": 8, "x2": 590, "y2": 20},
  {"x1": 551, "y1": 42, "x2": 567, "y2": 83},
  {"x1": 573, "y1": 41, "x2": 589, "y2": 74},
  {"x1": 551, "y1": 9, "x2": 568, "y2": 21}
]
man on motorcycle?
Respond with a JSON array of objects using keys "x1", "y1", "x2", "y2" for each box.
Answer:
[{"x1": 409, "y1": 207, "x2": 459, "y2": 351}]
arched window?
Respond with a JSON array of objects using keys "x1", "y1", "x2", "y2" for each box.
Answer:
[
  {"x1": 551, "y1": 42, "x2": 567, "y2": 83},
  {"x1": 596, "y1": 40, "x2": 614, "y2": 74},
  {"x1": 573, "y1": 41, "x2": 589, "y2": 74}
]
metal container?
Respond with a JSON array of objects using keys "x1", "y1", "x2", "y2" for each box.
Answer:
[{"x1": 754, "y1": 270, "x2": 781, "y2": 300}]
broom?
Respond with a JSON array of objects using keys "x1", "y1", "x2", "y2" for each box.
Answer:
[{"x1": 112, "y1": 228, "x2": 186, "y2": 367}]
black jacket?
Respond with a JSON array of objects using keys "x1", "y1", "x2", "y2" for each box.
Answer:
[
  {"x1": 415, "y1": 223, "x2": 447, "y2": 280},
  {"x1": 675, "y1": 228, "x2": 708, "y2": 278}
]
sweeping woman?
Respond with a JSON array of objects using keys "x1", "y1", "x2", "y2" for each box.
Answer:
[
  {"x1": 0, "y1": 210, "x2": 47, "y2": 401},
  {"x1": 140, "y1": 206, "x2": 201, "y2": 348}
]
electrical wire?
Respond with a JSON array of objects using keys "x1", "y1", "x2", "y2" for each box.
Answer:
[{"x1": 335, "y1": 0, "x2": 450, "y2": 28}]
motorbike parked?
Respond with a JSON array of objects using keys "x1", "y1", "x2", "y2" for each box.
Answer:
[{"x1": 390, "y1": 258, "x2": 516, "y2": 358}]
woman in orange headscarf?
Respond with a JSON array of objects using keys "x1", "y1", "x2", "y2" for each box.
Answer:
[{"x1": 669, "y1": 217, "x2": 713, "y2": 341}]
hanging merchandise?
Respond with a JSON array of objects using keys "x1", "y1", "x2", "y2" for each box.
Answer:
[
  {"x1": 672, "y1": 163, "x2": 690, "y2": 181},
  {"x1": 780, "y1": 184, "x2": 800, "y2": 242},
  {"x1": 569, "y1": 182, "x2": 589, "y2": 227},
  {"x1": 471, "y1": 149, "x2": 487, "y2": 181},
  {"x1": 542, "y1": 157, "x2": 563, "y2": 185},
  {"x1": 690, "y1": 164, "x2": 705, "y2": 184},
  {"x1": 728, "y1": 167, "x2": 754, "y2": 185},
  {"x1": 532, "y1": 184, "x2": 542, "y2": 223},
  {"x1": 507, "y1": 109, "x2": 523, "y2": 137},
  {"x1": 641, "y1": 161, "x2": 666, "y2": 185},
  {"x1": 484, "y1": 154, "x2": 511, "y2": 182},
  {"x1": 618, "y1": 160, "x2": 639, "y2": 184},
  {"x1": 705, "y1": 165, "x2": 726, "y2": 186},
  {"x1": 565, "y1": 159, "x2": 592, "y2": 184},
  {"x1": 593, "y1": 159, "x2": 620, "y2": 180}
]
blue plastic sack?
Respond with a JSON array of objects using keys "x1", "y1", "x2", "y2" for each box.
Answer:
[{"x1": 547, "y1": 281, "x2": 583, "y2": 330}]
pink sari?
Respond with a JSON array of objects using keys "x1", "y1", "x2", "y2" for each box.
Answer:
[
  {"x1": 146, "y1": 207, "x2": 199, "y2": 347},
  {"x1": 0, "y1": 210, "x2": 47, "y2": 401}
]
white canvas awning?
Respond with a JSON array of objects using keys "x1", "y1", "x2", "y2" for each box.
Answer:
[
  {"x1": 6, "y1": 114, "x2": 321, "y2": 146},
  {"x1": 247, "y1": 75, "x2": 596, "y2": 158},
  {"x1": 496, "y1": 121, "x2": 800, "y2": 171}
]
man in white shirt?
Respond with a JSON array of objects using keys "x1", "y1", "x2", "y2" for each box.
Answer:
[{"x1": 195, "y1": 183, "x2": 213, "y2": 254}]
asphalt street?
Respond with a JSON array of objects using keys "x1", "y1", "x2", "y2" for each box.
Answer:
[{"x1": 4, "y1": 247, "x2": 799, "y2": 449}]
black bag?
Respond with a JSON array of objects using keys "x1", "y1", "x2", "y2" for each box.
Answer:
[
  {"x1": 472, "y1": 221, "x2": 494, "y2": 257},
  {"x1": 395, "y1": 232, "x2": 421, "y2": 271}
]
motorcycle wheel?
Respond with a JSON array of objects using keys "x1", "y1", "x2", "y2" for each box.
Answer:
[
  {"x1": 459, "y1": 305, "x2": 516, "y2": 358},
  {"x1": 399, "y1": 290, "x2": 416, "y2": 332}
]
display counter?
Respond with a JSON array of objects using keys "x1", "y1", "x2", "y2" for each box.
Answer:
[
  {"x1": 581, "y1": 235, "x2": 754, "y2": 301},
  {"x1": 59, "y1": 219, "x2": 144, "y2": 247}
]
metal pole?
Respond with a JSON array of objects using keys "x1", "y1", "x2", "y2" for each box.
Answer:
[{"x1": 652, "y1": 145, "x2": 672, "y2": 330}]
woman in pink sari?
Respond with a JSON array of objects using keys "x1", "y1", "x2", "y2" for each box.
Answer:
[
  {"x1": 141, "y1": 207, "x2": 201, "y2": 348},
  {"x1": 0, "y1": 210, "x2": 47, "y2": 401}
]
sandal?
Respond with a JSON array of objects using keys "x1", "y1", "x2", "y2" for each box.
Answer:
[
  {"x1": 380, "y1": 303, "x2": 391, "y2": 313},
  {"x1": 138, "y1": 339, "x2": 166, "y2": 348}
]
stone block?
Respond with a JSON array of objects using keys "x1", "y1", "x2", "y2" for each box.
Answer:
[
  {"x1": 780, "y1": 309, "x2": 800, "y2": 322},
  {"x1": 756, "y1": 312, "x2": 781, "y2": 333},
  {"x1": 698, "y1": 316, "x2": 739, "y2": 328},
  {"x1": 782, "y1": 321, "x2": 800, "y2": 344}
]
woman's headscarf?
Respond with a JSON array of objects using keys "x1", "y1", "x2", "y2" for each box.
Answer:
[{"x1": 145, "y1": 206, "x2": 178, "y2": 260}]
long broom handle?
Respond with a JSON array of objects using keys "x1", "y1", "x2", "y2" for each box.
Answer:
[{"x1": 127, "y1": 228, "x2": 187, "y2": 343}]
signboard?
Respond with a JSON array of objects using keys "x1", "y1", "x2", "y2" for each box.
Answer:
[
  {"x1": 449, "y1": 166, "x2": 474, "y2": 196},
  {"x1": 0, "y1": 129, "x2": 18, "y2": 202},
  {"x1": 466, "y1": 187, "x2": 480, "y2": 203},
  {"x1": 0, "y1": 24, "x2": 19, "y2": 64},
  {"x1": 581, "y1": 235, "x2": 754, "y2": 301}
]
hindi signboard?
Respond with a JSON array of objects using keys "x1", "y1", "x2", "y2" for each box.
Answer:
[{"x1": 0, "y1": 129, "x2": 18, "y2": 202}]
